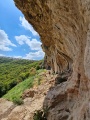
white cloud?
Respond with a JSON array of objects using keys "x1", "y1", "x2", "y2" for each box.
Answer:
[
  {"x1": 19, "y1": 16, "x2": 38, "y2": 36},
  {"x1": 0, "y1": 54, "x2": 5, "y2": 56},
  {"x1": 10, "y1": 50, "x2": 45, "y2": 60},
  {"x1": 15, "y1": 35, "x2": 41, "y2": 50},
  {"x1": 30, "y1": 39, "x2": 42, "y2": 50},
  {"x1": 24, "y1": 50, "x2": 45, "y2": 60},
  {"x1": 0, "y1": 29, "x2": 16, "y2": 51},
  {"x1": 13, "y1": 56, "x2": 22, "y2": 59}
]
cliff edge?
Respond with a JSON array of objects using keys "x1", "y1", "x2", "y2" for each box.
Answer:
[{"x1": 13, "y1": 0, "x2": 90, "y2": 119}]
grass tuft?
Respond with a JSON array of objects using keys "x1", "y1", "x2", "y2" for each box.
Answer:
[{"x1": 3, "y1": 76, "x2": 34, "y2": 101}]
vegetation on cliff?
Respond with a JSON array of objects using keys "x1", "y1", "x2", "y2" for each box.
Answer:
[
  {"x1": 3, "y1": 69, "x2": 45, "y2": 104},
  {"x1": 0, "y1": 56, "x2": 43, "y2": 97}
]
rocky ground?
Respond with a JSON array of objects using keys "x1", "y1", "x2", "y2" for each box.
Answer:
[
  {"x1": 0, "y1": 71, "x2": 56, "y2": 120},
  {"x1": 0, "y1": 70, "x2": 90, "y2": 120}
]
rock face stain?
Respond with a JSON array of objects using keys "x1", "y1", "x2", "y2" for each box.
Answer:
[{"x1": 14, "y1": 0, "x2": 90, "y2": 119}]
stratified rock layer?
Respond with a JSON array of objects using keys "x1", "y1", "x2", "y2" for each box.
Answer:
[{"x1": 14, "y1": 0, "x2": 90, "y2": 120}]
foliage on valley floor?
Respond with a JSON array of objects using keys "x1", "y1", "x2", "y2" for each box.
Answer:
[
  {"x1": 0, "y1": 56, "x2": 44, "y2": 97},
  {"x1": 3, "y1": 69, "x2": 45, "y2": 104}
]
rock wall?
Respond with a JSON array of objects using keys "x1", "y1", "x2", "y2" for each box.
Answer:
[{"x1": 14, "y1": 0, "x2": 90, "y2": 119}]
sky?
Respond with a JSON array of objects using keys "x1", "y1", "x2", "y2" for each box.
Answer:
[{"x1": 0, "y1": 0, "x2": 45, "y2": 60}]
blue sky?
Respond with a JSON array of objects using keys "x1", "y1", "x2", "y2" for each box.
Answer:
[{"x1": 0, "y1": 0, "x2": 44, "y2": 60}]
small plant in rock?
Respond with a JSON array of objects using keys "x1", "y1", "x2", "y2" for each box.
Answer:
[
  {"x1": 38, "y1": 78, "x2": 41, "y2": 85},
  {"x1": 33, "y1": 107, "x2": 49, "y2": 120},
  {"x1": 33, "y1": 110, "x2": 43, "y2": 120}
]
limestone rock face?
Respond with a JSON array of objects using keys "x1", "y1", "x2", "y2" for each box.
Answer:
[{"x1": 14, "y1": 0, "x2": 90, "y2": 120}]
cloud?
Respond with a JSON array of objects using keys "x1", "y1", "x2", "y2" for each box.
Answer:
[
  {"x1": 0, "y1": 29, "x2": 16, "y2": 51},
  {"x1": 19, "y1": 16, "x2": 38, "y2": 36},
  {"x1": 13, "y1": 56, "x2": 22, "y2": 59},
  {"x1": 0, "y1": 54, "x2": 5, "y2": 56},
  {"x1": 10, "y1": 50, "x2": 44, "y2": 60},
  {"x1": 24, "y1": 50, "x2": 45, "y2": 60},
  {"x1": 15, "y1": 34, "x2": 45, "y2": 60},
  {"x1": 15, "y1": 35, "x2": 41, "y2": 50}
]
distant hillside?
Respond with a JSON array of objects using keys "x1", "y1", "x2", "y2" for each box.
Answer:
[
  {"x1": 0, "y1": 57, "x2": 43, "y2": 97},
  {"x1": 0, "y1": 56, "x2": 34, "y2": 64}
]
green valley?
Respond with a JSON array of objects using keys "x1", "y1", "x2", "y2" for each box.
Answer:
[{"x1": 0, "y1": 56, "x2": 43, "y2": 97}]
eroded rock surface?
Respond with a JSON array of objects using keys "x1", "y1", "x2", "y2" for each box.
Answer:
[{"x1": 13, "y1": 0, "x2": 90, "y2": 119}]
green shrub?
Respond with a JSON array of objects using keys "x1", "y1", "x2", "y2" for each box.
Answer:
[
  {"x1": 36, "y1": 65, "x2": 40, "y2": 70},
  {"x1": 25, "y1": 72, "x2": 30, "y2": 78},
  {"x1": 9, "y1": 81, "x2": 17, "y2": 88},
  {"x1": 12, "y1": 97, "x2": 23, "y2": 105},
  {"x1": 33, "y1": 107, "x2": 49, "y2": 120},
  {"x1": 33, "y1": 110, "x2": 46, "y2": 120},
  {"x1": 3, "y1": 76, "x2": 34, "y2": 101},
  {"x1": 30, "y1": 67, "x2": 36, "y2": 76},
  {"x1": 19, "y1": 73, "x2": 26, "y2": 81},
  {"x1": 0, "y1": 84, "x2": 7, "y2": 97},
  {"x1": 38, "y1": 78, "x2": 41, "y2": 85}
]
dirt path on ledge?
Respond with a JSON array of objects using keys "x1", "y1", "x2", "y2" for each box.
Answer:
[{"x1": 0, "y1": 71, "x2": 56, "y2": 120}]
